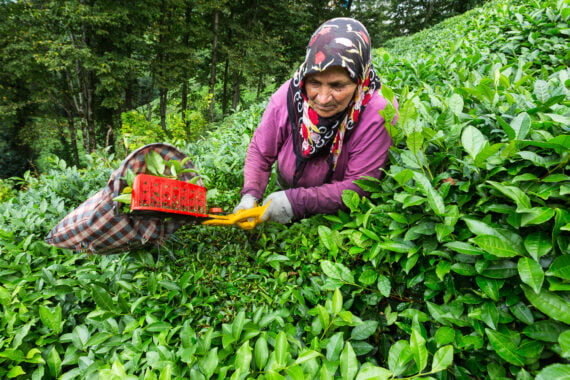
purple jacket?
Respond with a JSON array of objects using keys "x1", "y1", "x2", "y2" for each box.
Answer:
[{"x1": 242, "y1": 80, "x2": 394, "y2": 219}]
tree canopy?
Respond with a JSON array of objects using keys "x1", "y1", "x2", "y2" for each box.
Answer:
[{"x1": 0, "y1": 0, "x2": 485, "y2": 177}]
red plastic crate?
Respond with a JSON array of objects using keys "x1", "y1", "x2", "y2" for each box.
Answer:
[{"x1": 130, "y1": 174, "x2": 208, "y2": 217}]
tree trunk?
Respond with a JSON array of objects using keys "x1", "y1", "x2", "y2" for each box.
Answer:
[
  {"x1": 78, "y1": 0, "x2": 96, "y2": 153},
  {"x1": 232, "y1": 73, "x2": 241, "y2": 111},
  {"x1": 66, "y1": 113, "x2": 80, "y2": 166},
  {"x1": 146, "y1": 77, "x2": 155, "y2": 122},
  {"x1": 180, "y1": 4, "x2": 192, "y2": 133},
  {"x1": 222, "y1": 58, "x2": 229, "y2": 116},
  {"x1": 84, "y1": 70, "x2": 96, "y2": 152},
  {"x1": 208, "y1": 9, "x2": 220, "y2": 122},
  {"x1": 181, "y1": 80, "x2": 188, "y2": 124},
  {"x1": 256, "y1": 71, "x2": 263, "y2": 101},
  {"x1": 105, "y1": 124, "x2": 114, "y2": 149},
  {"x1": 159, "y1": 88, "x2": 170, "y2": 137}
]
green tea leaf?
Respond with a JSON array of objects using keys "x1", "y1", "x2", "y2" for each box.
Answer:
[
  {"x1": 559, "y1": 330, "x2": 570, "y2": 358},
  {"x1": 431, "y1": 345, "x2": 454, "y2": 372},
  {"x1": 285, "y1": 365, "x2": 304, "y2": 380},
  {"x1": 522, "y1": 285, "x2": 570, "y2": 324},
  {"x1": 519, "y1": 151, "x2": 548, "y2": 167},
  {"x1": 377, "y1": 275, "x2": 391, "y2": 298},
  {"x1": 7, "y1": 366, "x2": 26, "y2": 378},
  {"x1": 358, "y1": 270, "x2": 377, "y2": 286},
  {"x1": 472, "y1": 235, "x2": 520, "y2": 258},
  {"x1": 517, "y1": 257, "x2": 544, "y2": 294},
  {"x1": 112, "y1": 193, "x2": 132, "y2": 204},
  {"x1": 524, "y1": 232, "x2": 552, "y2": 261},
  {"x1": 25, "y1": 348, "x2": 45, "y2": 365},
  {"x1": 516, "y1": 339, "x2": 543, "y2": 363},
  {"x1": 462, "y1": 125, "x2": 488, "y2": 159},
  {"x1": 199, "y1": 347, "x2": 218, "y2": 378},
  {"x1": 549, "y1": 134, "x2": 570, "y2": 149},
  {"x1": 321, "y1": 260, "x2": 355, "y2": 283},
  {"x1": 254, "y1": 336, "x2": 269, "y2": 370},
  {"x1": 318, "y1": 225, "x2": 338, "y2": 257},
  {"x1": 317, "y1": 305, "x2": 330, "y2": 330},
  {"x1": 444, "y1": 241, "x2": 484, "y2": 256},
  {"x1": 274, "y1": 331, "x2": 288, "y2": 368},
  {"x1": 351, "y1": 321, "x2": 379, "y2": 341},
  {"x1": 340, "y1": 342, "x2": 358, "y2": 380},
  {"x1": 0, "y1": 349, "x2": 24, "y2": 361},
  {"x1": 448, "y1": 93, "x2": 464, "y2": 116},
  {"x1": 355, "y1": 364, "x2": 392, "y2": 380},
  {"x1": 406, "y1": 131, "x2": 424, "y2": 154},
  {"x1": 413, "y1": 172, "x2": 445, "y2": 216},
  {"x1": 85, "y1": 332, "x2": 113, "y2": 347},
  {"x1": 388, "y1": 340, "x2": 413, "y2": 376},
  {"x1": 485, "y1": 329, "x2": 525, "y2": 366},
  {"x1": 481, "y1": 260, "x2": 518, "y2": 279},
  {"x1": 523, "y1": 320, "x2": 567, "y2": 342},
  {"x1": 145, "y1": 151, "x2": 166, "y2": 177},
  {"x1": 510, "y1": 112, "x2": 531, "y2": 140},
  {"x1": 342, "y1": 190, "x2": 361, "y2": 213},
  {"x1": 410, "y1": 328, "x2": 428, "y2": 372},
  {"x1": 475, "y1": 276, "x2": 503, "y2": 301},
  {"x1": 326, "y1": 332, "x2": 344, "y2": 361},
  {"x1": 434, "y1": 327, "x2": 455, "y2": 346},
  {"x1": 487, "y1": 181, "x2": 531, "y2": 211},
  {"x1": 232, "y1": 311, "x2": 245, "y2": 340},
  {"x1": 294, "y1": 350, "x2": 321, "y2": 365},
  {"x1": 235, "y1": 342, "x2": 252, "y2": 374},
  {"x1": 393, "y1": 168, "x2": 414, "y2": 185},
  {"x1": 125, "y1": 169, "x2": 136, "y2": 187},
  {"x1": 536, "y1": 364, "x2": 570, "y2": 380},
  {"x1": 481, "y1": 301, "x2": 499, "y2": 329},
  {"x1": 91, "y1": 285, "x2": 115, "y2": 312},
  {"x1": 159, "y1": 364, "x2": 172, "y2": 380},
  {"x1": 463, "y1": 217, "x2": 504, "y2": 238},
  {"x1": 533, "y1": 80, "x2": 549, "y2": 104},
  {"x1": 511, "y1": 302, "x2": 534, "y2": 325},
  {"x1": 436, "y1": 260, "x2": 451, "y2": 281},
  {"x1": 39, "y1": 304, "x2": 62, "y2": 334},
  {"x1": 332, "y1": 288, "x2": 343, "y2": 315},
  {"x1": 46, "y1": 346, "x2": 62, "y2": 378},
  {"x1": 377, "y1": 241, "x2": 415, "y2": 253},
  {"x1": 548, "y1": 255, "x2": 570, "y2": 280},
  {"x1": 520, "y1": 207, "x2": 555, "y2": 226}
]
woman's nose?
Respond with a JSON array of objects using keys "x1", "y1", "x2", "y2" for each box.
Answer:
[{"x1": 315, "y1": 87, "x2": 333, "y2": 103}]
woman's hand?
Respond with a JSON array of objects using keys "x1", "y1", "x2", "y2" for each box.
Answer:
[
  {"x1": 233, "y1": 194, "x2": 258, "y2": 213},
  {"x1": 261, "y1": 191, "x2": 294, "y2": 224}
]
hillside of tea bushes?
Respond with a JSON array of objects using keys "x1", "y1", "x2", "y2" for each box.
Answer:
[{"x1": 0, "y1": 0, "x2": 568, "y2": 378}]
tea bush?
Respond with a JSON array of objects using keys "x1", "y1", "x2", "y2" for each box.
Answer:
[{"x1": 0, "y1": 0, "x2": 568, "y2": 379}]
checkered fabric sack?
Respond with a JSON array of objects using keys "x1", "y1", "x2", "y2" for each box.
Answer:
[{"x1": 45, "y1": 143, "x2": 201, "y2": 254}]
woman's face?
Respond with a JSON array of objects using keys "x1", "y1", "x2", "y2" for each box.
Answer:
[{"x1": 304, "y1": 66, "x2": 357, "y2": 118}]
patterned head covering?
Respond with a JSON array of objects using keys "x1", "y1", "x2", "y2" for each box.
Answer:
[{"x1": 287, "y1": 17, "x2": 381, "y2": 186}]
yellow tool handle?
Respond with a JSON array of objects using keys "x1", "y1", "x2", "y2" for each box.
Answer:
[{"x1": 201, "y1": 202, "x2": 270, "y2": 229}]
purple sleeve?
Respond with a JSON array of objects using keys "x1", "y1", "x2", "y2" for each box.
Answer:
[
  {"x1": 241, "y1": 82, "x2": 396, "y2": 219},
  {"x1": 286, "y1": 95, "x2": 395, "y2": 218},
  {"x1": 241, "y1": 82, "x2": 290, "y2": 200}
]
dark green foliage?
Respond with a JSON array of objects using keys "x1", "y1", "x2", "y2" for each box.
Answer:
[{"x1": 352, "y1": 0, "x2": 488, "y2": 45}]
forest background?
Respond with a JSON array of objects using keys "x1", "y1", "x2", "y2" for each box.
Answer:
[{"x1": 0, "y1": 0, "x2": 484, "y2": 179}]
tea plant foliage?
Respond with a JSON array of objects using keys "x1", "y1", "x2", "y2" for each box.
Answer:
[{"x1": 0, "y1": 0, "x2": 569, "y2": 379}]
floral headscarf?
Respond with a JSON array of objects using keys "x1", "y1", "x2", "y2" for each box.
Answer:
[{"x1": 287, "y1": 17, "x2": 381, "y2": 186}]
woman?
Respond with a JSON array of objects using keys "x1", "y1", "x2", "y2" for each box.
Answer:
[{"x1": 235, "y1": 17, "x2": 395, "y2": 224}]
